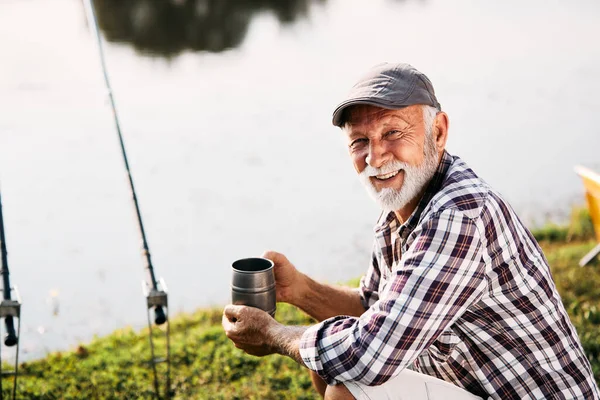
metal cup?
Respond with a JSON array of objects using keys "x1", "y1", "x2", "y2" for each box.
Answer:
[{"x1": 231, "y1": 258, "x2": 276, "y2": 317}]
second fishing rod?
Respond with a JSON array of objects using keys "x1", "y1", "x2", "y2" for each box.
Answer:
[
  {"x1": 0, "y1": 187, "x2": 22, "y2": 400},
  {"x1": 0, "y1": 191, "x2": 17, "y2": 346}
]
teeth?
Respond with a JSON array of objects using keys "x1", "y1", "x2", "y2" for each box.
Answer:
[{"x1": 375, "y1": 170, "x2": 400, "y2": 180}]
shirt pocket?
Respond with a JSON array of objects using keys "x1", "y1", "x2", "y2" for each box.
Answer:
[{"x1": 425, "y1": 329, "x2": 461, "y2": 363}]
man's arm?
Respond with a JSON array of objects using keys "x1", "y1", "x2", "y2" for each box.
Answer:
[
  {"x1": 262, "y1": 251, "x2": 367, "y2": 322},
  {"x1": 299, "y1": 209, "x2": 488, "y2": 386},
  {"x1": 269, "y1": 323, "x2": 306, "y2": 364},
  {"x1": 292, "y1": 274, "x2": 366, "y2": 322}
]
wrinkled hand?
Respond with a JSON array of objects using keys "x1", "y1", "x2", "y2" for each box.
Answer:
[
  {"x1": 262, "y1": 250, "x2": 302, "y2": 304},
  {"x1": 222, "y1": 305, "x2": 279, "y2": 357}
]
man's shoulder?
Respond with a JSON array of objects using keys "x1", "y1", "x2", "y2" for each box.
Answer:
[{"x1": 428, "y1": 154, "x2": 491, "y2": 220}]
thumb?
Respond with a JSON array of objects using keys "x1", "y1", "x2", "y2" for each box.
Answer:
[
  {"x1": 262, "y1": 250, "x2": 289, "y2": 266},
  {"x1": 223, "y1": 304, "x2": 245, "y2": 322}
]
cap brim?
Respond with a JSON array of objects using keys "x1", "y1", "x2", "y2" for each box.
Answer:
[{"x1": 331, "y1": 98, "x2": 407, "y2": 127}]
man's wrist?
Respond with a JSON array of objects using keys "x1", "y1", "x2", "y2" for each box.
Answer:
[
  {"x1": 267, "y1": 323, "x2": 307, "y2": 366},
  {"x1": 288, "y1": 271, "x2": 310, "y2": 308}
]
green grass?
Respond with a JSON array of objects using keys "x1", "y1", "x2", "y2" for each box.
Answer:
[
  {"x1": 2, "y1": 209, "x2": 599, "y2": 399},
  {"x1": 540, "y1": 240, "x2": 600, "y2": 383},
  {"x1": 531, "y1": 206, "x2": 595, "y2": 243},
  {"x1": 4, "y1": 304, "x2": 318, "y2": 400}
]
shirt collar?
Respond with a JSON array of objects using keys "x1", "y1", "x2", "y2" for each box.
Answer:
[{"x1": 374, "y1": 150, "x2": 452, "y2": 235}]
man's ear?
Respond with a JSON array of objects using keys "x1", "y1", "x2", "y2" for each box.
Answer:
[{"x1": 434, "y1": 111, "x2": 449, "y2": 152}]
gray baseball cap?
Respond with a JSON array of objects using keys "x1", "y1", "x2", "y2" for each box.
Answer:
[{"x1": 332, "y1": 63, "x2": 441, "y2": 127}]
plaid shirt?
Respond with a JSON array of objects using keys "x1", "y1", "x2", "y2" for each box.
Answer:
[{"x1": 299, "y1": 151, "x2": 599, "y2": 399}]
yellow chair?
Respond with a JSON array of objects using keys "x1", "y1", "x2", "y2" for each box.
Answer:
[{"x1": 574, "y1": 166, "x2": 600, "y2": 266}]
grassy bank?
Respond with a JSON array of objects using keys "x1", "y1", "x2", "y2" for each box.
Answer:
[{"x1": 3, "y1": 209, "x2": 599, "y2": 399}]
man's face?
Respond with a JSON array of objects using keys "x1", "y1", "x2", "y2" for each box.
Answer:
[{"x1": 344, "y1": 104, "x2": 440, "y2": 212}]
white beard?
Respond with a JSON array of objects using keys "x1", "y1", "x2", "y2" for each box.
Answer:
[{"x1": 358, "y1": 135, "x2": 439, "y2": 212}]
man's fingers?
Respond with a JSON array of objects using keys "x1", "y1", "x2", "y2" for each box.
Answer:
[
  {"x1": 223, "y1": 304, "x2": 245, "y2": 322},
  {"x1": 222, "y1": 314, "x2": 234, "y2": 332},
  {"x1": 262, "y1": 250, "x2": 287, "y2": 265},
  {"x1": 222, "y1": 314, "x2": 240, "y2": 341}
]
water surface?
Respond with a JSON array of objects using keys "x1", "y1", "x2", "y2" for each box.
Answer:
[{"x1": 0, "y1": 0, "x2": 598, "y2": 360}]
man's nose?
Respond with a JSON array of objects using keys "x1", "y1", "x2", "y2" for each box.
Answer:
[{"x1": 366, "y1": 141, "x2": 390, "y2": 169}]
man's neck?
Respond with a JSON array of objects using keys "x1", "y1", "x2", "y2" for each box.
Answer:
[{"x1": 393, "y1": 193, "x2": 423, "y2": 225}]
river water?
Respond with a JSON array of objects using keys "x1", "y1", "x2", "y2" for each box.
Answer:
[{"x1": 0, "y1": 0, "x2": 598, "y2": 360}]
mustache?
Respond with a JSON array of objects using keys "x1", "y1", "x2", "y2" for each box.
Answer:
[{"x1": 361, "y1": 160, "x2": 409, "y2": 177}]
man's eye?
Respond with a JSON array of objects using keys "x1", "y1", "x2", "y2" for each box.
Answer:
[
  {"x1": 385, "y1": 130, "x2": 401, "y2": 138},
  {"x1": 350, "y1": 138, "x2": 368, "y2": 148}
]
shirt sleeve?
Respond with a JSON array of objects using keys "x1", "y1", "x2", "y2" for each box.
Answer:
[
  {"x1": 358, "y1": 240, "x2": 382, "y2": 309},
  {"x1": 299, "y1": 208, "x2": 487, "y2": 386}
]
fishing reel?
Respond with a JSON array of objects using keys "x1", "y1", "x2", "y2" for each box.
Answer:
[
  {"x1": 142, "y1": 278, "x2": 171, "y2": 399},
  {"x1": 0, "y1": 288, "x2": 20, "y2": 346},
  {"x1": 0, "y1": 285, "x2": 22, "y2": 400},
  {"x1": 143, "y1": 278, "x2": 168, "y2": 326}
]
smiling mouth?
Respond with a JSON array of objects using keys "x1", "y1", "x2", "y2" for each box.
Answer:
[{"x1": 373, "y1": 170, "x2": 401, "y2": 181}]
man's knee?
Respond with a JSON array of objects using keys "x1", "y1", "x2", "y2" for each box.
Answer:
[
  {"x1": 324, "y1": 384, "x2": 355, "y2": 400},
  {"x1": 310, "y1": 370, "x2": 327, "y2": 397}
]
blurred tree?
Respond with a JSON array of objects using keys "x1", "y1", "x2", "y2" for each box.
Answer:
[{"x1": 92, "y1": 0, "x2": 327, "y2": 57}]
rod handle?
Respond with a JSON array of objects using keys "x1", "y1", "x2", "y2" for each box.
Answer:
[
  {"x1": 154, "y1": 306, "x2": 166, "y2": 325},
  {"x1": 4, "y1": 316, "x2": 17, "y2": 347}
]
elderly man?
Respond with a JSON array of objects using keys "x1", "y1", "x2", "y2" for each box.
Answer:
[{"x1": 222, "y1": 63, "x2": 600, "y2": 400}]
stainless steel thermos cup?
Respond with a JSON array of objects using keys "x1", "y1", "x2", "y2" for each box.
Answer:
[{"x1": 231, "y1": 257, "x2": 276, "y2": 317}]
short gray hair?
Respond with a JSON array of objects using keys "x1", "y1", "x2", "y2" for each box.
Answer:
[{"x1": 423, "y1": 105, "x2": 439, "y2": 137}]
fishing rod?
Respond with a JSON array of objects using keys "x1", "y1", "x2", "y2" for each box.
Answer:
[
  {"x1": 0, "y1": 193, "x2": 17, "y2": 347},
  {"x1": 0, "y1": 188, "x2": 22, "y2": 400},
  {"x1": 83, "y1": 0, "x2": 171, "y2": 397}
]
